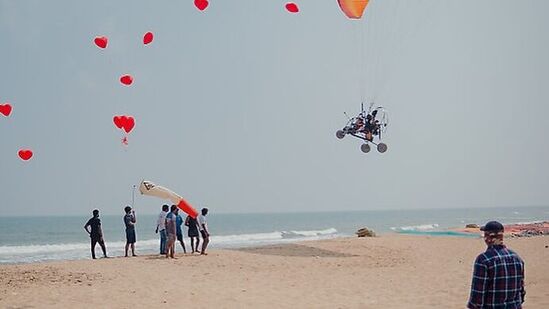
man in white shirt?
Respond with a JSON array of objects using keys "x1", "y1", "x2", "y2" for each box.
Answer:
[
  {"x1": 198, "y1": 208, "x2": 210, "y2": 255},
  {"x1": 155, "y1": 205, "x2": 169, "y2": 255}
]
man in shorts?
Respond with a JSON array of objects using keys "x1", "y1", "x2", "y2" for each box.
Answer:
[
  {"x1": 165, "y1": 205, "x2": 178, "y2": 258},
  {"x1": 124, "y1": 206, "x2": 137, "y2": 257},
  {"x1": 198, "y1": 208, "x2": 210, "y2": 255},
  {"x1": 84, "y1": 209, "x2": 108, "y2": 259}
]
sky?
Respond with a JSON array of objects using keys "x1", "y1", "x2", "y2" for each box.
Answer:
[{"x1": 1, "y1": 0, "x2": 548, "y2": 216}]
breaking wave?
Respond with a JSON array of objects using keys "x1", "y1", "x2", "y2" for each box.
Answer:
[
  {"x1": 0, "y1": 228, "x2": 339, "y2": 264},
  {"x1": 390, "y1": 224, "x2": 439, "y2": 232}
]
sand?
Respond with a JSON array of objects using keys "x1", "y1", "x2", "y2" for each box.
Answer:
[{"x1": 1, "y1": 235, "x2": 548, "y2": 308}]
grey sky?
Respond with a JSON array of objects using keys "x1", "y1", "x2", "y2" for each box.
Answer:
[{"x1": 1, "y1": 0, "x2": 548, "y2": 216}]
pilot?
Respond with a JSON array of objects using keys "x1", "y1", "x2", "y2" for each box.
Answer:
[
  {"x1": 364, "y1": 114, "x2": 374, "y2": 141},
  {"x1": 355, "y1": 117, "x2": 365, "y2": 132}
]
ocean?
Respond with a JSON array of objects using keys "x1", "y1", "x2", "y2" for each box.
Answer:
[{"x1": 0, "y1": 206, "x2": 547, "y2": 264}]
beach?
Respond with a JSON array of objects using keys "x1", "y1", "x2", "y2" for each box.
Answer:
[{"x1": 1, "y1": 235, "x2": 547, "y2": 308}]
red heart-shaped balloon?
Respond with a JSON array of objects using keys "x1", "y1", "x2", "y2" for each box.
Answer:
[
  {"x1": 113, "y1": 115, "x2": 124, "y2": 129},
  {"x1": 143, "y1": 32, "x2": 154, "y2": 45},
  {"x1": 113, "y1": 115, "x2": 135, "y2": 133},
  {"x1": 18, "y1": 149, "x2": 33, "y2": 161},
  {"x1": 0, "y1": 103, "x2": 12, "y2": 117},
  {"x1": 123, "y1": 116, "x2": 135, "y2": 133},
  {"x1": 194, "y1": 0, "x2": 209, "y2": 11},
  {"x1": 120, "y1": 75, "x2": 133, "y2": 86},
  {"x1": 285, "y1": 3, "x2": 299, "y2": 13},
  {"x1": 94, "y1": 36, "x2": 108, "y2": 49}
]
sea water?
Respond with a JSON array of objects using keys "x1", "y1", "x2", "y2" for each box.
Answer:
[{"x1": 0, "y1": 206, "x2": 547, "y2": 264}]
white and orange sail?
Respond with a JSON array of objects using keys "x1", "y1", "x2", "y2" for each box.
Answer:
[{"x1": 139, "y1": 180, "x2": 199, "y2": 218}]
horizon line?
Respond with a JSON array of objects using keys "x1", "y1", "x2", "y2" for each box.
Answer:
[{"x1": 2, "y1": 204, "x2": 548, "y2": 218}]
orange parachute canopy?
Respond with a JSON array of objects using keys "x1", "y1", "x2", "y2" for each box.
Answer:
[{"x1": 337, "y1": 0, "x2": 370, "y2": 19}]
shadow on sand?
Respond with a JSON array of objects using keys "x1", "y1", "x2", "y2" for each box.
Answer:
[{"x1": 234, "y1": 244, "x2": 357, "y2": 258}]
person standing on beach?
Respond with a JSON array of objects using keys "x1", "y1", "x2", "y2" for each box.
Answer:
[
  {"x1": 185, "y1": 214, "x2": 200, "y2": 253},
  {"x1": 155, "y1": 204, "x2": 169, "y2": 255},
  {"x1": 467, "y1": 221, "x2": 525, "y2": 309},
  {"x1": 124, "y1": 206, "x2": 137, "y2": 257},
  {"x1": 165, "y1": 205, "x2": 178, "y2": 258},
  {"x1": 198, "y1": 208, "x2": 210, "y2": 255},
  {"x1": 175, "y1": 208, "x2": 187, "y2": 254},
  {"x1": 84, "y1": 209, "x2": 107, "y2": 259}
]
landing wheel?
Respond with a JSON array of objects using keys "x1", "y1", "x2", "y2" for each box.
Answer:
[
  {"x1": 361, "y1": 143, "x2": 371, "y2": 153},
  {"x1": 336, "y1": 130, "x2": 345, "y2": 139},
  {"x1": 377, "y1": 143, "x2": 388, "y2": 153}
]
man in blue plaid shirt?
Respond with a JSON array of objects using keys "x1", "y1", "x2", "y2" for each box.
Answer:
[{"x1": 467, "y1": 221, "x2": 525, "y2": 309}]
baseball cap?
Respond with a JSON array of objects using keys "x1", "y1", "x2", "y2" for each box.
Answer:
[{"x1": 480, "y1": 221, "x2": 504, "y2": 233}]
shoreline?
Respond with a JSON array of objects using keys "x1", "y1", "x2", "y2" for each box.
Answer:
[
  {"x1": 0, "y1": 231, "x2": 474, "y2": 266},
  {"x1": 4, "y1": 221, "x2": 549, "y2": 266},
  {"x1": 452, "y1": 221, "x2": 549, "y2": 237},
  {"x1": 1, "y1": 234, "x2": 547, "y2": 308}
]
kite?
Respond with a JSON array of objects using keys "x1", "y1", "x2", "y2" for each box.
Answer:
[
  {"x1": 120, "y1": 74, "x2": 134, "y2": 86},
  {"x1": 285, "y1": 3, "x2": 299, "y2": 13},
  {"x1": 337, "y1": 0, "x2": 369, "y2": 19},
  {"x1": 143, "y1": 32, "x2": 154, "y2": 45},
  {"x1": 0, "y1": 103, "x2": 12, "y2": 117},
  {"x1": 18, "y1": 149, "x2": 33, "y2": 161},
  {"x1": 94, "y1": 36, "x2": 108, "y2": 49},
  {"x1": 139, "y1": 180, "x2": 199, "y2": 218}
]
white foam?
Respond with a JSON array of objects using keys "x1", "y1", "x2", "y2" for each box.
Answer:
[
  {"x1": 390, "y1": 224, "x2": 439, "y2": 231},
  {"x1": 0, "y1": 239, "x2": 158, "y2": 255},
  {"x1": 212, "y1": 231, "x2": 283, "y2": 244},
  {"x1": 509, "y1": 220, "x2": 545, "y2": 225},
  {"x1": 281, "y1": 228, "x2": 338, "y2": 239}
]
